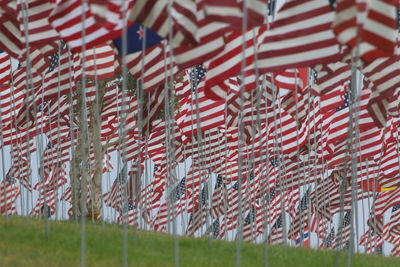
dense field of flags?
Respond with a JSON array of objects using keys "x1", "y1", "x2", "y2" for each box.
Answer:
[{"x1": 1, "y1": 0, "x2": 400, "y2": 258}]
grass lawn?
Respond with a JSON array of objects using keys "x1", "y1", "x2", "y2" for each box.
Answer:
[{"x1": 1, "y1": 216, "x2": 399, "y2": 266}]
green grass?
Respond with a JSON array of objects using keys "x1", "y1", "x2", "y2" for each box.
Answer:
[{"x1": 1, "y1": 216, "x2": 399, "y2": 267}]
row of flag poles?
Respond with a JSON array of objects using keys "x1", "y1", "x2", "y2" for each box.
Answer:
[{"x1": 1, "y1": 0, "x2": 400, "y2": 266}]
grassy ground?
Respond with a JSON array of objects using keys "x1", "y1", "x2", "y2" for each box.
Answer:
[{"x1": 1, "y1": 216, "x2": 399, "y2": 267}]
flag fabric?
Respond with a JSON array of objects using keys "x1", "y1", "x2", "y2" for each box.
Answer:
[
  {"x1": 186, "y1": 185, "x2": 209, "y2": 236},
  {"x1": 0, "y1": 176, "x2": 20, "y2": 215},
  {"x1": 0, "y1": 3, "x2": 23, "y2": 58},
  {"x1": 30, "y1": 189, "x2": 58, "y2": 217},
  {"x1": 112, "y1": 23, "x2": 163, "y2": 54},
  {"x1": 178, "y1": 69, "x2": 225, "y2": 140},
  {"x1": 320, "y1": 227, "x2": 335, "y2": 249},
  {"x1": 125, "y1": 41, "x2": 177, "y2": 92},
  {"x1": 128, "y1": 0, "x2": 198, "y2": 46},
  {"x1": 360, "y1": 229, "x2": 383, "y2": 254},
  {"x1": 203, "y1": 218, "x2": 226, "y2": 240},
  {"x1": 204, "y1": 26, "x2": 266, "y2": 100},
  {"x1": 202, "y1": 0, "x2": 267, "y2": 30},
  {"x1": 373, "y1": 184, "x2": 400, "y2": 217},
  {"x1": 392, "y1": 245, "x2": 400, "y2": 257},
  {"x1": 103, "y1": 165, "x2": 128, "y2": 213},
  {"x1": 49, "y1": 0, "x2": 125, "y2": 52},
  {"x1": 382, "y1": 204, "x2": 400, "y2": 245},
  {"x1": 257, "y1": 0, "x2": 342, "y2": 72},
  {"x1": 74, "y1": 42, "x2": 116, "y2": 80},
  {"x1": 242, "y1": 205, "x2": 264, "y2": 242},
  {"x1": 268, "y1": 215, "x2": 284, "y2": 245},
  {"x1": 210, "y1": 175, "x2": 226, "y2": 218},
  {"x1": 287, "y1": 188, "x2": 312, "y2": 239},
  {"x1": 332, "y1": 0, "x2": 397, "y2": 63},
  {"x1": 332, "y1": 211, "x2": 352, "y2": 249},
  {"x1": 17, "y1": 0, "x2": 60, "y2": 48},
  {"x1": 117, "y1": 198, "x2": 139, "y2": 227},
  {"x1": 0, "y1": 50, "x2": 11, "y2": 85},
  {"x1": 153, "y1": 177, "x2": 186, "y2": 231},
  {"x1": 2, "y1": 0, "x2": 400, "y2": 253},
  {"x1": 33, "y1": 165, "x2": 68, "y2": 192},
  {"x1": 294, "y1": 231, "x2": 310, "y2": 247}
]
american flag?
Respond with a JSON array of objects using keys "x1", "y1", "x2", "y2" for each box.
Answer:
[
  {"x1": 274, "y1": 68, "x2": 308, "y2": 93},
  {"x1": 103, "y1": 165, "x2": 128, "y2": 213},
  {"x1": 41, "y1": 137, "x2": 74, "y2": 178},
  {"x1": 17, "y1": 0, "x2": 60, "y2": 47},
  {"x1": 204, "y1": 218, "x2": 226, "y2": 240},
  {"x1": 179, "y1": 76, "x2": 225, "y2": 140},
  {"x1": 202, "y1": 0, "x2": 266, "y2": 30},
  {"x1": 0, "y1": 176, "x2": 20, "y2": 215},
  {"x1": 7, "y1": 138, "x2": 36, "y2": 190},
  {"x1": 153, "y1": 177, "x2": 187, "y2": 231},
  {"x1": 359, "y1": 229, "x2": 383, "y2": 255},
  {"x1": 391, "y1": 245, "x2": 400, "y2": 257},
  {"x1": 210, "y1": 175, "x2": 226, "y2": 218},
  {"x1": 189, "y1": 66, "x2": 207, "y2": 90},
  {"x1": 332, "y1": 211, "x2": 352, "y2": 250},
  {"x1": 258, "y1": 0, "x2": 341, "y2": 72},
  {"x1": 128, "y1": 0, "x2": 197, "y2": 46},
  {"x1": 321, "y1": 89, "x2": 352, "y2": 155},
  {"x1": 74, "y1": 43, "x2": 116, "y2": 80},
  {"x1": 333, "y1": 0, "x2": 397, "y2": 63},
  {"x1": 173, "y1": 12, "x2": 226, "y2": 69},
  {"x1": 267, "y1": 108, "x2": 308, "y2": 155},
  {"x1": 362, "y1": 43, "x2": 400, "y2": 127},
  {"x1": 379, "y1": 143, "x2": 400, "y2": 179},
  {"x1": 125, "y1": 41, "x2": 178, "y2": 92},
  {"x1": 118, "y1": 198, "x2": 138, "y2": 227},
  {"x1": 382, "y1": 204, "x2": 400, "y2": 245},
  {"x1": 186, "y1": 185, "x2": 209, "y2": 236},
  {"x1": 373, "y1": 187, "x2": 400, "y2": 217},
  {"x1": 0, "y1": 2, "x2": 23, "y2": 58},
  {"x1": 225, "y1": 179, "x2": 251, "y2": 228},
  {"x1": 49, "y1": 0, "x2": 125, "y2": 52},
  {"x1": 294, "y1": 231, "x2": 310, "y2": 247},
  {"x1": 204, "y1": 27, "x2": 266, "y2": 100},
  {"x1": 48, "y1": 50, "x2": 60, "y2": 73},
  {"x1": 268, "y1": 215, "x2": 284, "y2": 245},
  {"x1": 185, "y1": 165, "x2": 209, "y2": 194},
  {"x1": 33, "y1": 165, "x2": 68, "y2": 192},
  {"x1": 0, "y1": 50, "x2": 10, "y2": 85},
  {"x1": 30, "y1": 189, "x2": 58, "y2": 217},
  {"x1": 287, "y1": 188, "x2": 311, "y2": 239},
  {"x1": 313, "y1": 63, "x2": 350, "y2": 96},
  {"x1": 242, "y1": 205, "x2": 264, "y2": 242},
  {"x1": 37, "y1": 45, "x2": 75, "y2": 105},
  {"x1": 320, "y1": 227, "x2": 335, "y2": 249},
  {"x1": 258, "y1": 187, "x2": 284, "y2": 225}
]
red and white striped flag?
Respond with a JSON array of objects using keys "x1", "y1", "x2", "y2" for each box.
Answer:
[
  {"x1": 0, "y1": 176, "x2": 20, "y2": 215},
  {"x1": 30, "y1": 189, "x2": 58, "y2": 217},
  {"x1": 333, "y1": 0, "x2": 397, "y2": 63},
  {"x1": 74, "y1": 42, "x2": 116, "y2": 80},
  {"x1": 0, "y1": 51, "x2": 11, "y2": 85},
  {"x1": 258, "y1": 0, "x2": 341, "y2": 72},
  {"x1": 203, "y1": 0, "x2": 267, "y2": 30},
  {"x1": 49, "y1": 0, "x2": 123, "y2": 52},
  {"x1": 0, "y1": 2, "x2": 23, "y2": 58},
  {"x1": 33, "y1": 165, "x2": 68, "y2": 192},
  {"x1": 373, "y1": 187, "x2": 400, "y2": 217},
  {"x1": 125, "y1": 41, "x2": 177, "y2": 93},
  {"x1": 382, "y1": 204, "x2": 400, "y2": 245},
  {"x1": 359, "y1": 229, "x2": 383, "y2": 254},
  {"x1": 17, "y1": 0, "x2": 60, "y2": 48}
]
